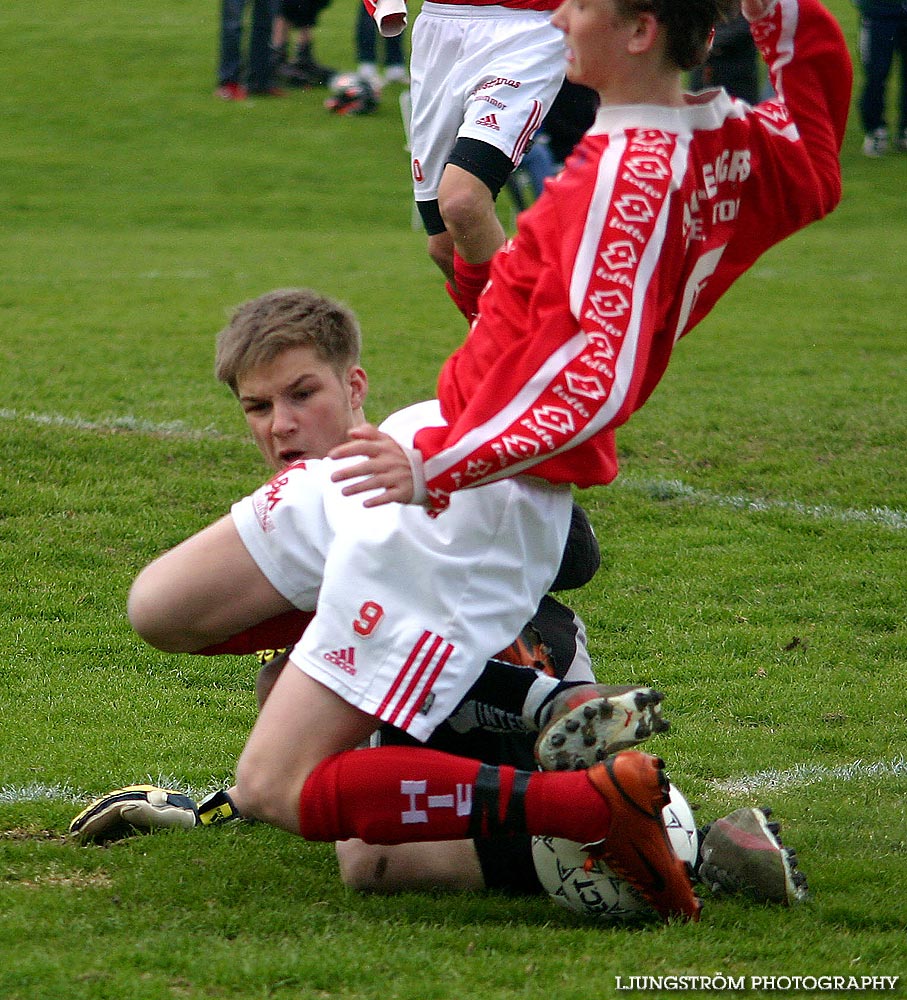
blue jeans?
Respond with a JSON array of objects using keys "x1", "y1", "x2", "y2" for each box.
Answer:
[
  {"x1": 858, "y1": 5, "x2": 907, "y2": 132},
  {"x1": 218, "y1": 0, "x2": 278, "y2": 91}
]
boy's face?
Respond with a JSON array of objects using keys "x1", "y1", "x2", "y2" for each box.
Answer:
[
  {"x1": 236, "y1": 345, "x2": 367, "y2": 472},
  {"x1": 552, "y1": 0, "x2": 636, "y2": 92}
]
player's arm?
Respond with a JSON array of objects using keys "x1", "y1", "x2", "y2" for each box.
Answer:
[{"x1": 747, "y1": 0, "x2": 851, "y2": 208}]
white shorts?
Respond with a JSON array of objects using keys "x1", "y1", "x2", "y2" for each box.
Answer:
[
  {"x1": 231, "y1": 401, "x2": 573, "y2": 742},
  {"x1": 408, "y1": 3, "x2": 566, "y2": 203}
]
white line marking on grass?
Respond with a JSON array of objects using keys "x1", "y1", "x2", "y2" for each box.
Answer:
[
  {"x1": 0, "y1": 783, "x2": 82, "y2": 805},
  {"x1": 5, "y1": 270, "x2": 222, "y2": 283},
  {"x1": 0, "y1": 407, "x2": 228, "y2": 440},
  {"x1": 5, "y1": 408, "x2": 905, "y2": 530},
  {"x1": 710, "y1": 756, "x2": 907, "y2": 796},
  {"x1": 137, "y1": 270, "x2": 218, "y2": 280},
  {"x1": 616, "y1": 476, "x2": 907, "y2": 530},
  {"x1": 0, "y1": 777, "x2": 235, "y2": 808},
  {"x1": 3, "y1": 759, "x2": 904, "y2": 812}
]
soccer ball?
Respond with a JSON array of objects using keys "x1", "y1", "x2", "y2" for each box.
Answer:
[
  {"x1": 531, "y1": 783, "x2": 698, "y2": 921},
  {"x1": 324, "y1": 73, "x2": 379, "y2": 116}
]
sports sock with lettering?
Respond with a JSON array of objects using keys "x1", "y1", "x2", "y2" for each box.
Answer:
[{"x1": 298, "y1": 746, "x2": 610, "y2": 845}]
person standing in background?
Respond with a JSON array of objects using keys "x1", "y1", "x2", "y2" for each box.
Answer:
[
  {"x1": 363, "y1": 0, "x2": 567, "y2": 324},
  {"x1": 216, "y1": 0, "x2": 284, "y2": 99},
  {"x1": 274, "y1": 0, "x2": 337, "y2": 88},
  {"x1": 855, "y1": 0, "x2": 907, "y2": 154}
]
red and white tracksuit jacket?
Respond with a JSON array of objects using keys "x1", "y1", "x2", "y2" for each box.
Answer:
[{"x1": 409, "y1": 0, "x2": 851, "y2": 513}]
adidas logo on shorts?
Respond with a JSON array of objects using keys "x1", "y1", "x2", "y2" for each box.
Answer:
[
  {"x1": 324, "y1": 646, "x2": 357, "y2": 675},
  {"x1": 475, "y1": 113, "x2": 500, "y2": 131}
]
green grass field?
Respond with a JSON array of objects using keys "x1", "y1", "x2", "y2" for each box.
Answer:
[{"x1": 1, "y1": 0, "x2": 905, "y2": 997}]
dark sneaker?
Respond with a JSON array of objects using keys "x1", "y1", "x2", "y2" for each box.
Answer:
[
  {"x1": 279, "y1": 56, "x2": 335, "y2": 88},
  {"x1": 699, "y1": 807, "x2": 809, "y2": 904},
  {"x1": 535, "y1": 685, "x2": 669, "y2": 770},
  {"x1": 584, "y1": 752, "x2": 702, "y2": 922}
]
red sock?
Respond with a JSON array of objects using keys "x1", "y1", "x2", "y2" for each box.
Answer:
[
  {"x1": 299, "y1": 746, "x2": 610, "y2": 845},
  {"x1": 196, "y1": 609, "x2": 314, "y2": 655},
  {"x1": 445, "y1": 253, "x2": 491, "y2": 323}
]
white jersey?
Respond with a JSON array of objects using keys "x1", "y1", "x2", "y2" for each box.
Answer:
[{"x1": 231, "y1": 401, "x2": 573, "y2": 741}]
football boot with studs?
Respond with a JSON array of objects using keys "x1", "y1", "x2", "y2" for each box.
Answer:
[
  {"x1": 698, "y1": 806, "x2": 809, "y2": 904},
  {"x1": 535, "y1": 684, "x2": 669, "y2": 771}
]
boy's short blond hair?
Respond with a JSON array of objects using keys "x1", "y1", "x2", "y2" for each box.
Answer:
[{"x1": 215, "y1": 288, "x2": 362, "y2": 393}]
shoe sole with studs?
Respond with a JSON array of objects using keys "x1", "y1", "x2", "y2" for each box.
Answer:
[{"x1": 535, "y1": 686, "x2": 669, "y2": 771}]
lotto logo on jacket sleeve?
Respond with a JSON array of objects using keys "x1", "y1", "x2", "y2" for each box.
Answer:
[{"x1": 420, "y1": 128, "x2": 679, "y2": 509}]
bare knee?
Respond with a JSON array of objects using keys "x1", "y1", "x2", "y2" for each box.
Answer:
[
  {"x1": 127, "y1": 566, "x2": 191, "y2": 652},
  {"x1": 233, "y1": 755, "x2": 304, "y2": 832},
  {"x1": 436, "y1": 168, "x2": 503, "y2": 264},
  {"x1": 437, "y1": 183, "x2": 488, "y2": 244},
  {"x1": 335, "y1": 840, "x2": 393, "y2": 892}
]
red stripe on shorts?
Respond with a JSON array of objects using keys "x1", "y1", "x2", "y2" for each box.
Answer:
[
  {"x1": 511, "y1": 100, "x2": 542, "y2": 163},
  {"x1": 400, "y1": 639, "x2": 454, "y2": 731},
  {"x1": 378, "y1": 630, "x2": 454, "y2": 728},
  {"x1": 377, "y1": 630, "x2": 431, "y2": 721}
]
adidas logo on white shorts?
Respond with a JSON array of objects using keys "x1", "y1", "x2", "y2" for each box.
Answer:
[
  {"x1": 324, "y1": 646, "x2": 357, "y2": 675},
  {"x1": 475, "y1": 114, "x2": 500, "y2": 131}
]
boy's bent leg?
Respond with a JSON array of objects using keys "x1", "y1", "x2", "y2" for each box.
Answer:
[
  {"x1": 129, "y1": 514, "x2": 296, "y2": 653},
  {"x1": 235, "y1": 663, "x2": 380, "y2": 833},
  {"x1": 299, "y1": 745, "x2": 700, "y2": 921}
]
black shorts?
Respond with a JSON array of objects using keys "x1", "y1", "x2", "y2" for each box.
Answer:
[{"x1": 279, "y1": 0, "x2": 331, "y2": 28}]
